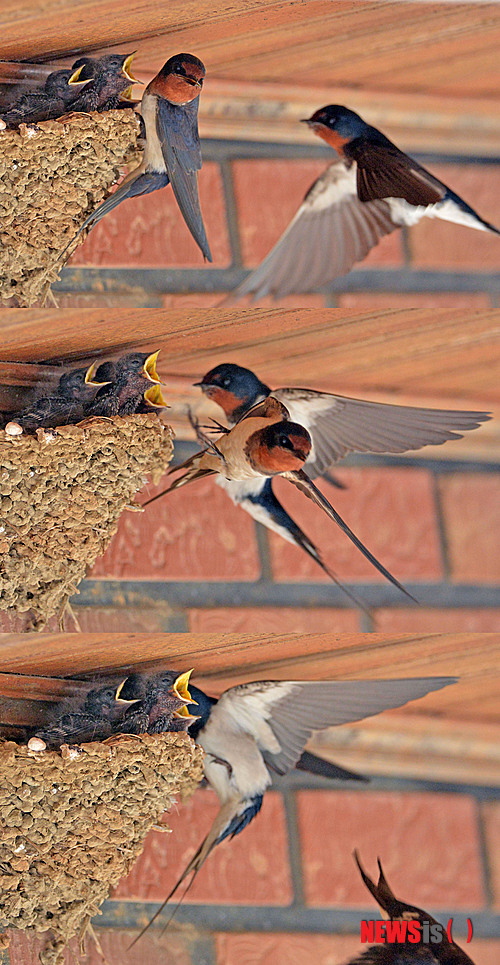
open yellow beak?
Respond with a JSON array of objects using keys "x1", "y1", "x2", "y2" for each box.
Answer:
[
  {"x1": 143, "y1": 384, "x2": 167, "y2": 408},
  {"x1": 114, "y1": 678, "x2": 140, "y2": 704},
  {"x1": 84, "y1": 361, "x2": 111, "y2": 387},
  {"x1": 119, "y1": 85, "x2": 135, "y2": 102},
  {"x1": 143, "y1": 350, "x2": 161, "y2": 384},
  {"x1": 122, "y1": 52, "x2": 139, "y2": 84},
  {"x1": 68, "y1": 64, "x2": 89, "y2": 86},
  {"x1": 173, "y1": 709, "x2": 200, "y2": 722},
  {"x1": 173, "y1": 669, "x2": 196, "y2": 706}
]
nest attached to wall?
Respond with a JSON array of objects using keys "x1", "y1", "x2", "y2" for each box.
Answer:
[
  {"x1": 0, "y1": 413, "x2": 174, "y2": 629},
  {"x1": 0, "y1": 108, "x2": 141, "y2": 307},
  {"x1": 0, "y1": 732, "x2": 204, "y2": 963}
]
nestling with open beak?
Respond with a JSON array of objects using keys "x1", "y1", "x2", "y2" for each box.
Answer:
[
  {"x1": 0, "y1": 68, "x2": 89, "y2": 127},
  {"x1": 5, "y1": 362, "x2": 108, "y2": 430},
  {"x1": 66, "y1": 52, "x2": 139, "y2": 112},
  {"x1": 232, "y1": 103, "x2": 500, "y2": 300},
  {"x1": 84, "y1": 351, "x2": 163, "y2": 417}
]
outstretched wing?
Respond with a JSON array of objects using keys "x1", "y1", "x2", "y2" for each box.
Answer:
[
  {"x1": 231, "y1": 160, "x2": 398, "y2": 299},
  {"x1": 348, "y1": 135, "x2": 446, "y2": 206},
  {"x1": 156, "y1": 95, "x2": 212, "y2": 261},
  {"x1": 274, "y1": 388, "x2": 491, "y2": 478},
  {"x1": 216, "y1": 677, "x2": 455, "y2": 776}
]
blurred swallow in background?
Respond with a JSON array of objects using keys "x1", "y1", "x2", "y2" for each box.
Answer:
[
  {"x1": 66, "y1": 52, "x2": 139, "y2": 112},
  {"x1": 131, "y1": 674, "x2": 455, "y2": 943},
  {"x1": 84, "y1": 351, "x2": 163, "y2": 417},
  {"x1": 58, "y1": 53, "x2": 211, "y2": 265},
  {"x1": 143, "y1": 395, "x2": 418, "y2": 600},
  {"x1": 0, "y1": 68, "x2": 89, "y2": 127},
  {"x1": 351, "y1": 852, "x2": 476, "y2": 964},
  {"x1": 232, "y1": 104, "x2": 500, "y2": 300},
  {"x1": 9, "y1": 362, "x2": 106, "y2": 430}
]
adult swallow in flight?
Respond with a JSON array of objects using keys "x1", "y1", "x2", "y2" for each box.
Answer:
[
  {"x1": 58, "y1": 53, "x2": 212, "y2": 265},
  {"x1": 66, "y1": 52, "x2": 139, "y2": 112},
  {"x1": 143, "y1": 395, "x2": 419, "y2": 600},
  {"x1": 131, "y1": 674, "x2": 455, "y2": 943},
  {"x1": 84, "y1": 351, "x2": 162, "y2": 417},
  {"x1": 232, "y1": 104, "x2": 500, "y2": 300},
  {"x1": 0, "y1": 69, "x2": 89, "y2": 127},
  {"x1": 11, "y1": 362, "x2": 107, "y2": 430},
  {"x1": 352, "y1": 852, "x2": 476, "y2": 964}
]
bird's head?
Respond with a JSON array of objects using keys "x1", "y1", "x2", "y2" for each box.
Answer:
[
  {"x1": 45, "y1": 69, "x2": 88, "y2": 95},
  {"x1": 247, "y1": 421, "x2": 311, "y2": 474},
  {"x1": 302, "y1": 104, "x2": 366, "y2": 150},
  {"x1": 116, "y1": 351, "x2": 162, "y2": 383},
  {"x1": 195, "y1": 363, "x2": 269, "y2": 420},
  {"x1": 57, "y1": 363, "x2": 109, "y2": 399},
  {"x1": 149, "y1": 53, "x2": 206, "y2": 104}
]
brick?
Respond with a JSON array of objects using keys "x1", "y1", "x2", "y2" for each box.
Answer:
[
  {"x1": 481, "y1": 802, "x2": 500, "y2": 910},
  {"x1": 90, "y1": 475, "x2": 261, "y2": 581},
  {"x1": 296, "y1": 790, "x2": 485, "y2": 909},
  {"x1": 338, "y1": 293, "x2": 494, "y2": 309},
  {"x1": 268, "y1": 468, "x2": 443, "y2": 582},
  {"x1": 409, "y1": 164, "x2": 500, "y2": 270},
  {"x1": 188, "y1": 607, "x2": 359, "y2": 632},
  {"x1": 6, "y1": 930, "x2": 193, "y2": 965},
  {"x1": 215, "y1": 935, "x2": 500, "y2": 965},
  {"x1": 374, "y1": 608, "x2": 500, "y2": 632},
  {"x1": 232, "y1": 159, "x2": 404, "y2": 268},
  {"x1": 438, "y1": 474, "x2": 500, "y2": 582},
  {"x1": 113, "y1": 789, "x2": 292, "y2": 905},
  {"x1": 70, "y1": 162, "x2": 231, "y2": 268},
  {"x1": 215, "y1": 933, "x2": 362, "y2": 965}
]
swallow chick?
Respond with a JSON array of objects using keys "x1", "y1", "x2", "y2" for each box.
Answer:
[
  {"x1": 0, "y1": 68, "x2": 89, "y2": 127},
  {"x1": 11, "y1": 362, "x2": 107, "y2": 430},
  {"x1": 31, "y1": 680, "x2": 136, "y2": 750},
  {"x1": 84, "y1": 351, "x2": 163, "y2": 417},
  {"x1": 131, "y1": 674, "x2": 455, "y2": 943},
  {"x1": 232, "y1": 104, "x2": 500, "y2": 300},
  {"x1": 66, "y1": 52, "x2": 139, "y2": 112},
  {"x1": 113, "y1": 670, "x2": 195, "y2": 735},
  {"x1": 194, "y1": 362, "x2": 489, "y2": 589},
  {"x1": 58, "y1": 52, "x2": 211, "y2": 265},
  {"x1": 350, "y1": 852, "x2": 476, "y2": 964},
  {"x1": 143, "y1": 396, "x2": 423, "y2": 601}
]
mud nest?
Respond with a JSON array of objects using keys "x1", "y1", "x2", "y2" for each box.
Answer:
[
  {"x1": 0, "y1": 413, "x2": 174, "y2": 628},
  {"x1": 0, "y1": 732, "x2": 204, "y2": 963},
  {"x1": 0, "y1": 108, "x2": 141, "y2": 307}
]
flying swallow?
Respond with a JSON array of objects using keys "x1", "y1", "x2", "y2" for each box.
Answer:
[
  {"x1": 232, "y1": 104, "x2": 500, "y2": 300},
  {"x1": 11, "y1": 362, "x2": 107, "y2": 430},
  {"x1": 84, "y1": 351, "x2": 163, "y2": 417},
  {"x1": 352, "y1": 852, "x2": 476, "y2": 964},
  {"x1": 192, "y1": 362, "x2": 489, "y2": 591},
  {"x1": 66, "y1": 52, "x2": 139, "y2": 112},
  {"x1": 143, "y1": 395, "x2": 419, "y2": 600},
  {"x1": 131, "y1": 674, "x2": 455, "y2": 943},
  {"x1": 0, "y1": 68, "x2": 89, "y2": 127},
  {"x1": 58, "y1": 53, "x2": 212, "y2": 265}
]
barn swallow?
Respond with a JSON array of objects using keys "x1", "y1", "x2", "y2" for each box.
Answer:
[
  {"x1": 31, "y1": 680, "x2": 136, "y2": 749},
  {"x1": 0, "y1": 68, "x2": 89, "y2": 127},
  {"x1": 232, "y1": 104, "x2": 500, "y2": 299},
  {"x1": 195, "y1": 364, "x2": 489, "y2": 588},
  {"x1": 131, "y1": 674, "x2": 455, "y2": 943},
  {"x1": 12, "y1": 362, "x2": 107, "y2": 430},
  {"x1": 113, "y1": 670, "x2": 194, "y2": 735},
  {"x1": 84, "y1": 351, "x2": 163, "y2": 417},
  {"x1": 352, "y1": 853, "x2": 476, "y2": 964},
  {"x1": 58, "y1": 53, "x2": 211, "y2": 265},
  {"x1": 66, "y1": 52, "x2": 139, "y2": 112}
]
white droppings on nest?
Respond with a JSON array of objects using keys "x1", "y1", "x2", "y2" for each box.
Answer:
[
  {"x1": 63, "y1": 746, "x2": 82, "y2": 761},
  {"x1": 5, "y1": 422, "x2": 23, "y2": 436},
  {"x1": 25, "y1": 127, "x2": 38, "y2": 138}
]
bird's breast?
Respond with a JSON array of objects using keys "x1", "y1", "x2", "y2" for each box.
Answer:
[{"x1": 140, "y1": 92, "x2": 167, "y2": 173}]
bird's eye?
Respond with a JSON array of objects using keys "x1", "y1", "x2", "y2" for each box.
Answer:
[
  {"x1": 222, "y1": 377, "x2": 231, "y2": 387},
  {"x1": 279, "y1": 435, "x2": 293, "y2": 449}
]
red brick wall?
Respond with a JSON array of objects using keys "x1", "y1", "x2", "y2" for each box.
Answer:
[{"x1": 6, "y1": 781, "x2": 500, "y2": 965}]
